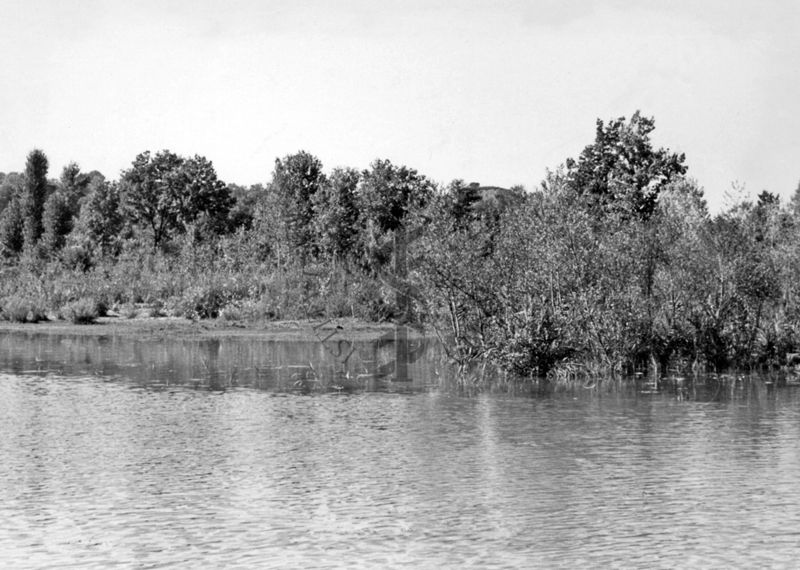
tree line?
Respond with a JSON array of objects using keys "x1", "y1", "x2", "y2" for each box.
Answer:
[{"x1": 1, "y1": 111, "x2": 799, "y2": 379}]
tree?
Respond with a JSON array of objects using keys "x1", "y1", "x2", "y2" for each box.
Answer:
[
  {"x1": 41, "y1": 191, "x2": 74, "y2": 255},
  {"x1": 71, "y1": 178, "x2": 124, "y2": 257},
  {"x1": 270, "y1": 151, "x2": 326, "y2": 260},
  {"x1": 22, "y1": 149, "x2": 49, "y2": 251},
  {"x1": 59, "y1": 162, "x2": 92, "y2": 215},
  {"x1": 312, "y1": 167, "x2": 362, "y2": 262},
  {"x1": 0, "y1": 197, "x2": 24, "y2": 259},
  {"x1": 120, "y1": 150, "x2": 232, "y2": 249},
  {"x1": 0, "y1": 172, "x2": 24, "y2": 214},
  {"x1": 178, "y1": 155, "x2": 233, "y2": 236},
  {"x1": 565, "y1": 111, "x2": 687, "y2": 219},
  {"x1": 226, "y1": 183, "x2": 263, "y2": 232},
  {"x1": 359, "y1": 159, "x2": 433, "y2": 234}
]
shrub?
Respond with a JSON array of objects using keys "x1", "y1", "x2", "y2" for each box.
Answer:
[
  {"x1": 175, "y1": 285, "x2": 228, "y2": 319},
  {"x1": 59, "y1": 297, "x2": 99, "y2": 324},
  {"x1": 1, "y1": 295, "x2": 47, "y2": 323}
]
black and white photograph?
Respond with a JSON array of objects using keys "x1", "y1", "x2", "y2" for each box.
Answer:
[{"x1": 1, "y1": 0, "x2": 799, "y2": 567}]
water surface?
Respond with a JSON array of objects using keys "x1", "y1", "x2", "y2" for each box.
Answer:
[{"x1": 1, "y1": 331, "x2": 799, "y2": 568}]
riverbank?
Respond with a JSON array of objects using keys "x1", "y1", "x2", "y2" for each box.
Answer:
[{"x1": 0, "y1": 314, "x2": 429, "y2": 342}]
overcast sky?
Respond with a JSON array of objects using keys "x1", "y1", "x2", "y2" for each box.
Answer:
[{"x1": 1, "y1": 0, "x2": 798, "y2": 210}]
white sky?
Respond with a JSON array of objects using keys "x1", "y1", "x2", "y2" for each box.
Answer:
[{"x1": 1, "y1": 0, "x2": 798, "y2": 210}]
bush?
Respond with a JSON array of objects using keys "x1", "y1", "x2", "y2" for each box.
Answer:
[
  {"x1": 59, "y1": 297, "x2": 99, "y2": 324},
  {"x1": 1, "y1": 295, "x2": 47, "y2": 323},
  {"x1": 175, "y1": 285, "x2": 229, "y2": 319}
]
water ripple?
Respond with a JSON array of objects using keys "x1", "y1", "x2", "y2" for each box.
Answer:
[{"x1": 2, "y1": 365, "x2": 800, "y2": 567}]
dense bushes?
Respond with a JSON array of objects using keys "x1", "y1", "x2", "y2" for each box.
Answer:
[
  {"x1": 413, "y1": 178, "x2": 800, "y2": 378},
  {"x1": 1, "y1": 115, "x2": 799, "y2": 381}
]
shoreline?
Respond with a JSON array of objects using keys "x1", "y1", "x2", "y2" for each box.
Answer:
[{"x1": 0, "y1": 316, "x2": 432, "y2": 342}]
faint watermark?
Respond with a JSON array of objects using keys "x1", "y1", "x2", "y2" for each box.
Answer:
[{"x1": 307, "y1": 226, "x2": 427, "y2": 383}]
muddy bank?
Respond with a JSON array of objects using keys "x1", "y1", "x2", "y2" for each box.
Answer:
[{"x1": 0, "y1": 316, "x2": 430, "y2": 342}]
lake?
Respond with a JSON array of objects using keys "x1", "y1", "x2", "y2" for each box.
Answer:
[{"x1": 1, "y1": 329, "x2": 799, "y2": 568}]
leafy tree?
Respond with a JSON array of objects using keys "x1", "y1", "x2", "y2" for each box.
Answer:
[
  {"x1": 121, "y1": 150, "x2": 183, "y2": 248},
  {"x1": 22, "y1": 149, "x2": 49, "y2": 251},
  {"x1": 355, "y1": 159, "x2": 434, "y2": 280},
  {"x1": 270, "y1": 151, "x2": 326, "y2": 259},
  {"x1": 59, "y1": 162, "x2": 92, "y2": 215},
  {"x1": 566, "y1": 111, "x2": 687, "y2": 219},
  {"x1": 0, "y1": 172, "x2": 24, "y2": 214},
  {"x1": 177, "y1": 155, "x2": 233, "y2": 236},
  {"x1": 0, "y1": 197, "x2": 24, "y2": 259},
  {"x1": 312, "y1": 167, "x2": 361, "y2": 262},
  {"x1": 71, "y1": 178, "x2": 125, "y2": 257},
  {"x1": 120, "y1": 150, "x2": 232, "y2": 248},
  {"x1": 359, "y1": 158, "x2": 433, "y2": 234},
  {"x1": 41, "y1": 191, "x2": 74, "y2": 255},
  {"x1": 226, "y1": 183, "x2": 263, "y2": 232}
]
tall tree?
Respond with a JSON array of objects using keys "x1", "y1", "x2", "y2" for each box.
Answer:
[
  {"x1": 359, "y1": 158, "x2": 433, "y2": 234},
  {"x1": 358, "y1": 158, "x2": 434, "y2": 282},
  {"x1": 0, "y1": 172, "x2": 24, "y2": 214},
  {"x1": 59, "y1": 162, "x2": 92, "y2": 215},
  {"x1": 0, "y1": 197, "x2": 24, "y2": 259},
  {"x1": 312, "y1": 167, "x2": 362, "y2": 262},
  {"x1": 565, "y1": 111, "x2": 687, "y2": 219},
  {"x1": 41, "y1": 191, "x2": 74, "y2": 255},
  {"x1": 120, "y1": 150, "x2": 232, "y2": 248},
  {"x1": 22, "y1": 149, "x2": 49, "y2": 251},
  {"x1": 71, "y1": 178, "x2": 124, "y2": 257},
  {"x1": 270, "y1": 151, "x2": 326, "y2": 260}
]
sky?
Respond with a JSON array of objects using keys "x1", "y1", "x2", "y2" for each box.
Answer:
[{"x1": 1, "y1": 0, "x2": 798, "y2": 211}]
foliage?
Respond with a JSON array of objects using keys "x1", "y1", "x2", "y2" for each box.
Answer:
[
  {"x1": 1, "y1": 295, "x2": 47, "y2": 323},
  {"x1": 565, "y1": 111, "x2": 687, "y2": 219},
  {"x1": 59, "y1": 297, "x2": 99, "y2": 324},
  {"x1": 22, "y1": 149, "x2": 50, "y2": 253},
  {"x1": 0, "y1": 172, "x2": 24, "y2": 214},
  {"x1": 59, "y1": 162, "x2": 92, "y2": 215},
  {"x1": 270, "y1": 151, "x2": 326, "y2": 260},
  {"x1": 443, "y1": 180, "x2": 482, "y2": 227},
  {"x1": 0, "y1": 198, "x2": 25, "y2": 259},
  {"x1": 41, "y1": 191, "x2": 74, "y2": 255},
  {"x1": 226, "y1": 183, "x2": 262, "y2": 231},
  {"x1": 120, "y1": 150, "x2": 232, "y2": 248},
  {"x1": 359, "y1": 158, "x2": 434, "y2": 234},
  {"x1": 174, "y1": 284, "x2": 233, "y2": 320},
  {"x1": 312, "y1": 167, "x2": 362, "y2": 262},
  {"x1": 1, "y1": 122, "x2": 798, "y2": 381}
]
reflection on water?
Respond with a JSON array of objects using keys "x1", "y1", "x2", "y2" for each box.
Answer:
[
  {"x1": 0, "y1": 329, "x2": 438, "y2": 392},
  {"x1": 1, "y1": 331, "x2": 800, "y2": 568}
]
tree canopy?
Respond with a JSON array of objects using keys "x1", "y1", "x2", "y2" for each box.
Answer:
[
  {"x1": 120, "y1": 150, "x2": 232, "y2": 248},
  {"x1": 270, "y1": 151, "x2": 326, "y2": 258},
  {"x1": 22, "y1": 148, "x2": 50, "y2": 252},
  {"x1": 359, "y1": 158, "x2": 433, "y2": 233},
  {"x1": 565, "y1": 111, "x2": 687, "y2": 219}
]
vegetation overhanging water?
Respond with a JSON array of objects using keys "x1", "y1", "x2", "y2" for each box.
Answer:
[{"x1": 2, "y1": 111, "x2": 800, "y2": 382}]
